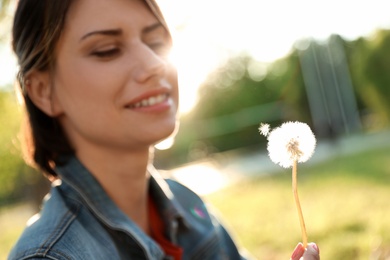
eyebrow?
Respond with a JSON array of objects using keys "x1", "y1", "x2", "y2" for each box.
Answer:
[
  {"x1": 80, "y1": 29, "x2": 122, "y2": 42},
  {"x1": 142, "y1": 22, "x2": 164, "y2": 34},
  {"x1": 80, "y1": 23, "x2": 164, "y2": 42}
]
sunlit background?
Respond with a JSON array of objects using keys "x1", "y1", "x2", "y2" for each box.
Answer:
[
  {"x1": 159, "y1": 0, "x2": 390, "y2": 114},
  {"x1": 2, "y1": 0, "x2": 390, "y2": 112},
  {"x1": 2, "y1": 0, "x2": 390, "y2": 259}
]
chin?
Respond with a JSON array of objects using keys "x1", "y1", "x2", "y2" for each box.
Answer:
[{"x1": 154, "y1": 119, "x2": 179, "y2": 144}]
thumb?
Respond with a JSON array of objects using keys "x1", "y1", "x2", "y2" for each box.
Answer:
[{"x1": 303, "y1": 243, "x2": 320, "y2": 260}]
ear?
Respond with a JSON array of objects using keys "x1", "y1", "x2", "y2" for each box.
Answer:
[{"x1": 25, "y1": 70, "x2": 62, "y2": 117}]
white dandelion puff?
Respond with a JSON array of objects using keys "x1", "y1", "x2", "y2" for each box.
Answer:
[
  {"x1": 259, "y1": 121, "x2": 317, "y2": 248},
  {"x1": 266, "y1": 121, "x2": 316, "y2": 168},
  {"x1": 258, "y1": 123, "x2": 270, "y2": 137}
]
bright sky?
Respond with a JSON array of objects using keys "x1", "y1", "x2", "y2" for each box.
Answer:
[
  {"x1": 1, "y1": 0, "x2": 390, "y2": 113},
  {"x1": 160, "y1": 0, "x2": 390, "y2": 113}
]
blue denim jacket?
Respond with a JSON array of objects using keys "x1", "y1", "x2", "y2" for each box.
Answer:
[{"x1": 9, "y1": 156, "x2": 246, "y2": 260}]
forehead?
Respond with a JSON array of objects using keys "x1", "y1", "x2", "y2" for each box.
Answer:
[{"x1": 64, "y1": 0, "x2": 159, "y2": 34}]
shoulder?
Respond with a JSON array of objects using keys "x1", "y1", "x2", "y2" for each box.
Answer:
[
  {"x1": 8, "y1": 187, "x2": 117, "y2": 260},
  {"x1": 8, "y1": 187, "x2": 77, "y2": 260},
  {"x1": 164, "y1": 178, "x2": 246, "y2": 259},
  {"x1": 165, "y1": 178, "x2": 214, "y2": 220},
  {"x1": 165, "y1": 178, "x2": 219, "y2": 220},
  {"x1": 165, "y1": 178, "x2": 203, "y2": 201}
]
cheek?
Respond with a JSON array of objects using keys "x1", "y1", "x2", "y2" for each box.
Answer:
[
  {"x1": 52, "y1": 62, "x2": 122, "y2": 143},
  {"x1": 54, "y1": 59, "x2": 122, "y2": 111}
]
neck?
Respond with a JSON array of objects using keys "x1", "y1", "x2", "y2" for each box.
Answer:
[{"x1": 76, "y1": 145, "x2": 155, "y2": 234}]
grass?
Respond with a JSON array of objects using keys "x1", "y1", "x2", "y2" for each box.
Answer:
[
  {"x1": 1, "y1": 146, "x2": 390, "y2": 259},
  {"x1": 0, "y1": 203, "x2": 36, "y2": 260},
  {"x1": 205, "y1": 146, "x2": 390, "y2": 259}
]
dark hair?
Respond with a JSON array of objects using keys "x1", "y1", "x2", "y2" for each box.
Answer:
[
  {"x1": 12, "y1": 0, "x2": 170, "y2": 177},
  {"x1": 12, "y1": 0, "x2": 75, "y2": 177}
]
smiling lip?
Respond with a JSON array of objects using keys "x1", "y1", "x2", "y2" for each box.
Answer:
[{"x1": 125, "y1": 88, "x2": 171, "y2": 111}]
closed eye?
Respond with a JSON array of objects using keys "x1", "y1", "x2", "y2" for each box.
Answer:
[
  {"x1": 148, "y1": 42, "x2": 171, "y2": 57},
  {"x1": 91, "y1": 48, "x2": 121, "y2": 58}
]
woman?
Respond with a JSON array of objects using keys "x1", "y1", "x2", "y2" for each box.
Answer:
[{"x1": 9, "y1": 0, "x2": 320, "y2": 259}]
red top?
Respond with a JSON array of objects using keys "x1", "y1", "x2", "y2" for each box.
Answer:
[{"x1": 148, "y1": 197, "x2": 183, "y2": 260}]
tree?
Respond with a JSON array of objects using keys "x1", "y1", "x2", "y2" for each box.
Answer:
[
  {"x1": 348, "y1": 30, "x2": 390, "y2": 129},
  {"x1": 155, "y1": 53, "x2": 311, "y2": 168}
]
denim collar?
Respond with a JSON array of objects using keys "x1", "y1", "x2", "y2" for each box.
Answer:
[{"x1": 54, "y1": 155, "x2": 191, "y2": 257}]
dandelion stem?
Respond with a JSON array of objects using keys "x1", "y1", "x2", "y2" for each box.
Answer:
[{"x1": 292, "y1": 159, "x2": 308, "y2": 248}]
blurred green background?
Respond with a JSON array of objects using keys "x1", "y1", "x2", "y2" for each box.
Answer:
[{"x1": 1, "y1": 0, "x2": 390, "y2": 259}]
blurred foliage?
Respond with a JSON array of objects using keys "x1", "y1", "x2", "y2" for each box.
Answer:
[
  {"x1": 348, "y1": 32, "x2": 390, "y2": 128},
  {"x1": 0, "y1": 90, "x2": 46, "y2": 207},
  {"x1": 0, "y1": 0, "x2": 12, "y2": 43},
  {"x1": 2, "y1": 28, "x2": 390, "y2": 206},
  {"x1": 156, "y1": 53, "x2": 311, "y2": 168},
  {"x1": 0, "y1": 0, "x2": 10, "y2": 17},
  {"x1": 156, "y1": 29, "x2": 390, "y2": 169},
  {"x1": 0, "y1": 90, "x2": 24, "y2": 202}
]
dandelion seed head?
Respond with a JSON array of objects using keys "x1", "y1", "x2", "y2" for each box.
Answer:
[
  {"x1": 259, "y1": 123, "x2": 270, "y2": 137},
  {"x1": 266, "y1": 121, "x2": 316, "y2": 168}
]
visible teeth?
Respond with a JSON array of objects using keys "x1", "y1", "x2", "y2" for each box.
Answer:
[
  {"x1": 142, "y1": 99, "x2": 149, "y2": 106},
  {"x1": 156, "y1": 94, "x2": 165, "y2": 103},
  {"x1": 148, "y1": 96, "x2": 157, "y2": 106},
  {"x1": 132, "y1": 94, "x2": 168, "y2": 108}
]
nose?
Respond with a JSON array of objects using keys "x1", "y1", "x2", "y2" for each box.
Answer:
[{"x1": 132, "y1": 43, "x2": 167, "y2": 83}]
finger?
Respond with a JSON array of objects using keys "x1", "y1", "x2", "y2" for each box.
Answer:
[
  {"x1": 303, "y1": 242, "x2": 320, "y2": 260},
  {"x1": 290, "y1": 243, "x2": 305, "y2": 260}
]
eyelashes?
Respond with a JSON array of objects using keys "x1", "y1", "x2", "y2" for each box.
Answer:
[
  {"x1": 148, "y1": 42, "x2": 171, "y2": 56},
  {"x1": 91, "y1": 48, "x2": 121, "y2": 59},
  {"x1": 90, "y1": 41, "x2": 171, "y2": 60}
]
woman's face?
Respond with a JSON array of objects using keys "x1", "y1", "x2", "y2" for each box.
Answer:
[{"x1": 50, "y1": 0, "x2": 178, "y2": 153}]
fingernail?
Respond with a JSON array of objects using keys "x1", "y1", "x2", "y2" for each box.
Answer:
[
  {"x1": 311, "y1": 243, "x2": 320, "y2": 254},
  {"x1": 291, "y1": 243, "x2": 304, "y2": 259}
]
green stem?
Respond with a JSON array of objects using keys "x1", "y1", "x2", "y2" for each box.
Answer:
[{"x1": 292, "y1": 160, "x2": 308, "y2": 248}]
